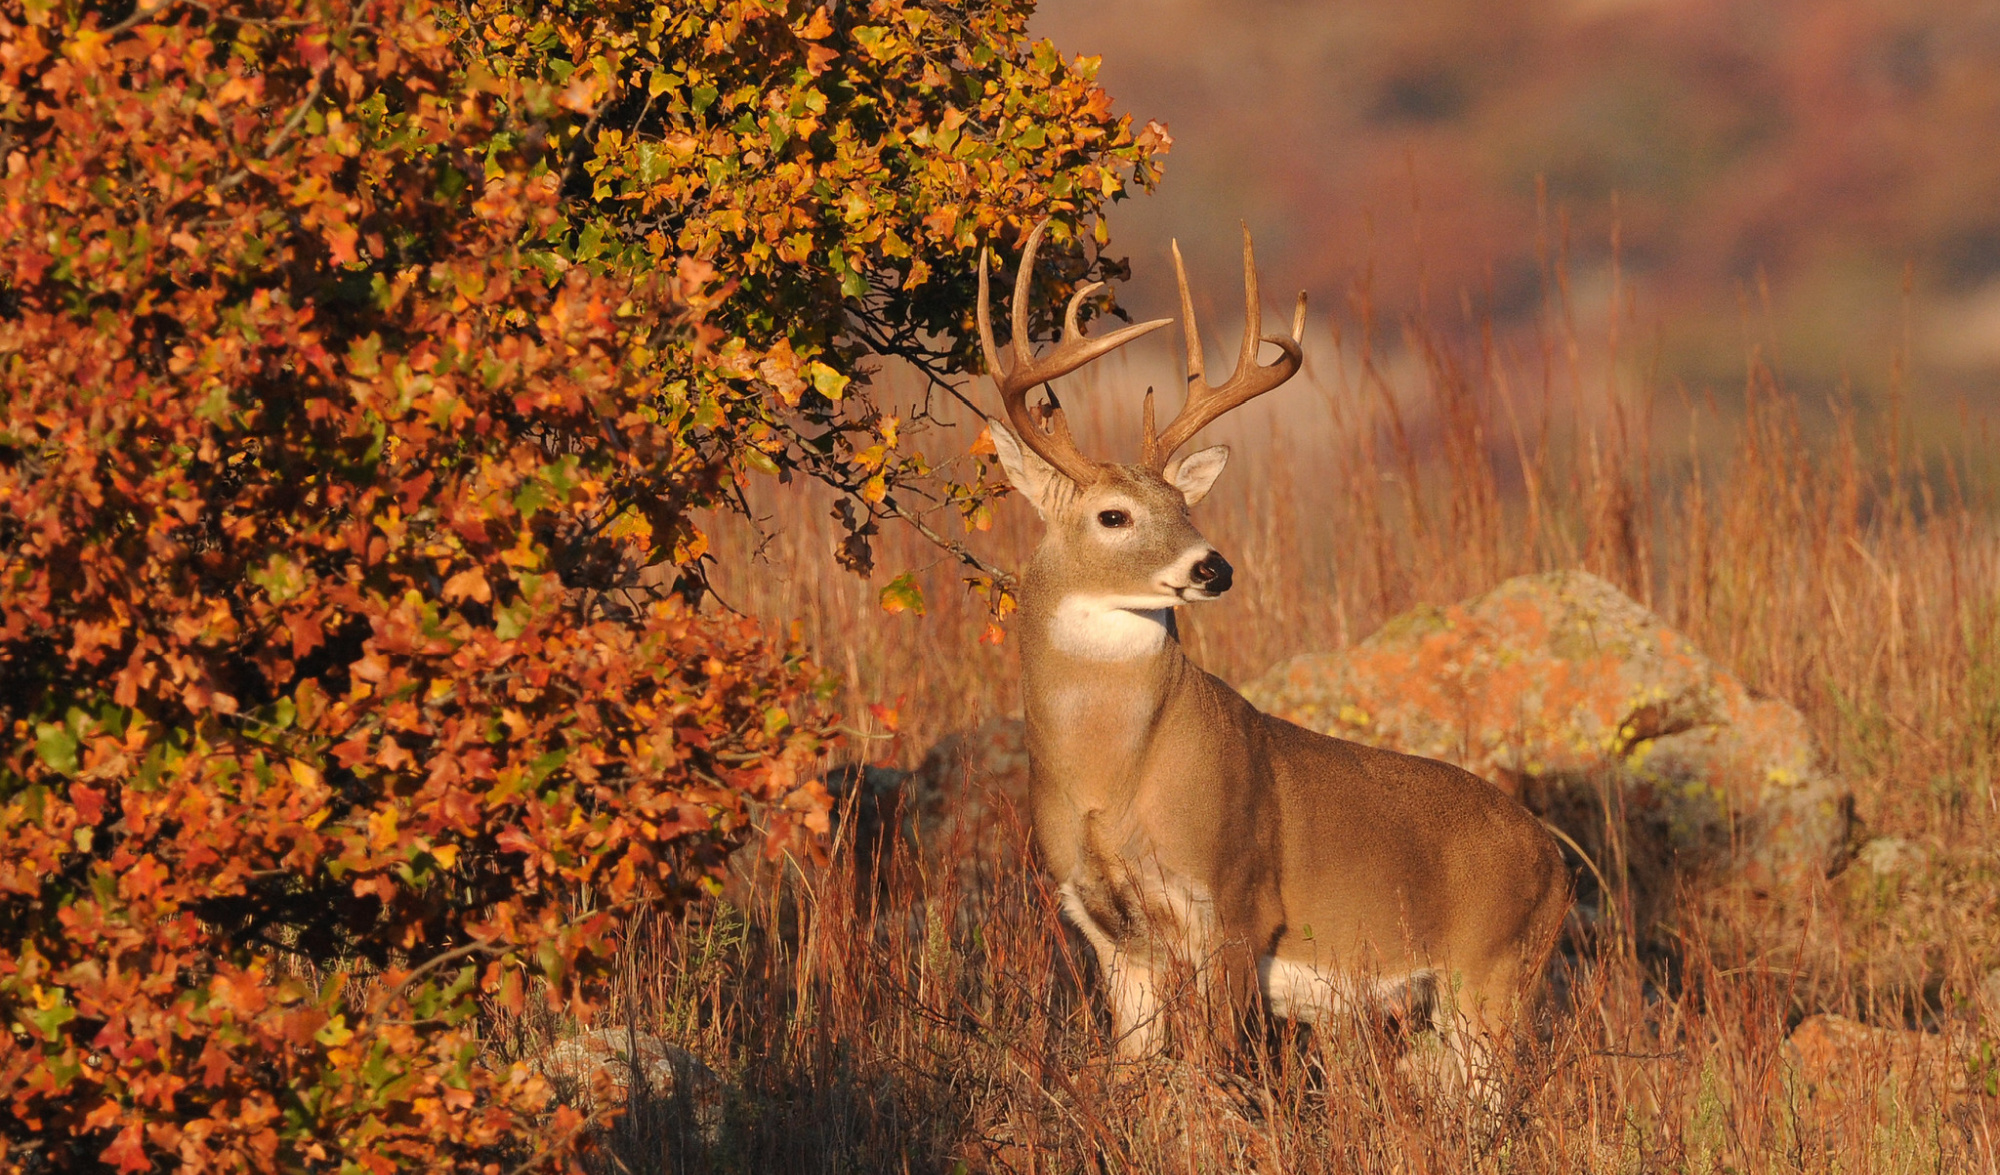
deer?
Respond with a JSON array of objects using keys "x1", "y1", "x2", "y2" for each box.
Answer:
[{"x1": 975, "y1": 219, "x2": 1570, "y2": 1091}]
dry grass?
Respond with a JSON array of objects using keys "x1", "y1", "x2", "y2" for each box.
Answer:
[{"x1": 531, "y1": 276, "x2": 2000, "y2": 1171}]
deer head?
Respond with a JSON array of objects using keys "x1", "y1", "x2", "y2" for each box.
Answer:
[{"x1": 982, "y1": 220, "x2": 1306, "y2": 651}]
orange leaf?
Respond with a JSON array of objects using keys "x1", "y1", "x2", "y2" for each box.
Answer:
[
  {"x1": 69, "y1": 784, "x2": 105, "y2": 826},
  {"x1": 99, "y1": 1125, "x2": 149, "y2": 1174},
  {"x1": 442, "y1": 567, "x2": 492, "y2": 604},
  {"x1": 324, "y1": 223, "x2": 359, "y2": 266}
]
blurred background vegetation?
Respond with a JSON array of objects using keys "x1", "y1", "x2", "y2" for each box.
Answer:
[{"x1": 1034, "y1": 0, "x2": 2000, "y2": 450}]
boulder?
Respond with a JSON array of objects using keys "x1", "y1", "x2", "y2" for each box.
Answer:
[
  {"x1": 837, "y1": 717, "x2": 1033, "y2": 891},
  {"x1": 1854, "y1": 835, "x2": 1930, "y2": 879},
  {"x1": 536, "y1": 1028, "x2": 726, "y2": 1136},
  {"x1": 726, "y1": 717, "x2": 1034, "y2": 904},
  {"x1": 1786, "y1": 1014, "x2": 1972, "y2": 1093},
  {"x1": 901, "y1": 715, "x2": 1034, "y2": 847},
  {"x1": 1241, "y1": 571, "x2": 1851, "y2": 899}
]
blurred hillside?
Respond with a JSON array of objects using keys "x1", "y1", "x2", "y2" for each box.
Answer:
[{"x1": 1034, "y1": 0, "x2": 2000, "y2": 428}]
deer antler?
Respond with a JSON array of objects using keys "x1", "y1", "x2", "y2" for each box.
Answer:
[
  {"x1": 1141, "y1": 224, "x2": 1308, "y2": 473},
  {"x1": 980, "y1": 218, "x2": 1172, "y2": 486}
]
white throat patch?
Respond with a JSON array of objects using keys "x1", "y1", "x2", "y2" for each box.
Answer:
[{"x1": 1048, "y1": 594, "x2": 1174, "y2": 662}]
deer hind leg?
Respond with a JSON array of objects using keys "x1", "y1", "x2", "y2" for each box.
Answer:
[
  {"x1": 1405, "y1": 974, "x2": 1515, "y2": 1116},
  {"x1": 1431, "y1": 1010, "x2": 1500, "y2": 1111}
]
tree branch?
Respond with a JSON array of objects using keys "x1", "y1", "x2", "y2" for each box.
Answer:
[{"x1": 877, "y1": 497, "x2": 1015, "y2": 593}]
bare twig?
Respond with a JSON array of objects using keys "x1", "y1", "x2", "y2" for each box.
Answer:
[{"x1": 879, "y1": 498, "x2": 1016, "y2": 592}]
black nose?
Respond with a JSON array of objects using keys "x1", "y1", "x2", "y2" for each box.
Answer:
[{"x1": 1189, "y1": 551, "x2": 1233, "y2": 594}]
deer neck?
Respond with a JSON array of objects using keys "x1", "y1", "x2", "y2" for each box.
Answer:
[{"x1": 1018, "y1": 569, "x2": 1196, "y2": 795}]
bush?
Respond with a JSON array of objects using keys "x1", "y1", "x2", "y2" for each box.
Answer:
[{"x1": 0, "y1": 0, "x2": 1159, "y2": 1168}]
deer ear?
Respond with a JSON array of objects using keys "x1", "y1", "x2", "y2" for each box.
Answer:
[
  {"x1": 986, "y1": 421, "x2": 1063, "y2": 518},
  {"x1": 1169, "y1": 445, "x2": 1230, "y2": 506}
]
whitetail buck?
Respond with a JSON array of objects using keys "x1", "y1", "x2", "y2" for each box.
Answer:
[{"x1": 978, "y1": 220, "x2": 1569, "y2": 1085}]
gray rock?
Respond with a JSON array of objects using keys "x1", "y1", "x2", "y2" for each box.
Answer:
[
  {"x1": 903, "y1": 715, "x2": 1033, "y2": 845},
  {"x1": 536, "y1": 1027, "x2": 724, "y2": 1139},
  {"x1": 1855, "y1": 836, "x2": 1929, "y2": 878}
]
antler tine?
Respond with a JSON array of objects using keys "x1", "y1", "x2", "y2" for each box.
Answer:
[
  {"x1": 1235, "y1": 222, "x2": 1263, "y2": 376},
  {"x1": 1141, "y1": 240, "x2": 1201, "y2": 467},
  {"x1": 1145, "y1": 223, "x2": 1308, "y2": 473},
  {"x1": 980, "y1": 217, "x2": 1172, "y2": 486},
  {"x1": 1009, "y1": 218, "x2": 1046, "y2": 374},
  {"x1": 976, "y1": 245, "x2": 1005, "y2": 383},
  {"x1": 1064, "y1": 280, "x2": 1107, "y2": 339},
  {"x1": 1174, "y1": 239, "x2": 1205, "y2": 386}
]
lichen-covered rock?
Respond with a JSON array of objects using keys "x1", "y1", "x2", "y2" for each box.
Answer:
[
  {"x1": 1242, "y1": 571, "x2": 1850, "y2": 890},
  {"x1": 536, "y1": 1028, "x2": 726, "y2": 1134},
  {"x1": 1786, "y1": 1014, "x2": 1971, "y2": 1093}
]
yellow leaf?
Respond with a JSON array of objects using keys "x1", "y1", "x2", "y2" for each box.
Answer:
[
  {"x1": 806, "y1": 361, "x2": 848, "y2": 401},
  {"x1": 368, "y1": 807, "x2": 399, "y2": 850},
  {"x1": 607, "y1": 511, "x2": 653, "y2": 543},
  {"x1": 315, "y1": 1015, "x2": 354, "y2": 1047}
]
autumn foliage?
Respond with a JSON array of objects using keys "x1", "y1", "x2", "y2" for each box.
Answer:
[{"x1": 0, "y1": 0, "x2": 1159, "y2": 1169}]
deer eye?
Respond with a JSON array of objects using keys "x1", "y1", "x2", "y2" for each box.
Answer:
[{"x1": 1096, "y1": 509, "x2": 1131, "y2": 529}]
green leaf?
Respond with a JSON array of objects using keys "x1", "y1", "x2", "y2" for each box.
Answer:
[
  {"x1": 45, "y1": 1049, "x2": 82, "y2": 1091},
  {"x1": 249, "y1": 553, "x2": 306, "y2": 602},
  {"x1": 879, "y1": 573, "x2": 925, "y2": 616},
  {"x1": 34, "y1": 724, "x2": 78, "y2": 777},
  {"x1": 494, "y1": 602, "x2": 531, "y2": 641},
  {"x1": 346, "y1": 333, "x2": 383, "y2": 377},
  {"x1": 528, "y1": 749, "x2": 568, "y2": 785},
  {"x1": 513, "y1": 481, "x2": 550, "y2": 518},
  {"x1": 22, "y1": 1001, "x2": 76, "y2": 1042}
]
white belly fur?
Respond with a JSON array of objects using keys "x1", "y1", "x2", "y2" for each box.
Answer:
[
  {"x1": 1258, "y1": 956, "x2": 1438, "y2": 1028},
  {"x1": 1062, "y1": 877, "x2": 1440, "y2": 1046}
]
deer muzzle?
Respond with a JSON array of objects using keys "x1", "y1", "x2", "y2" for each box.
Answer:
[{"x1": 1186, "y1": 550, "x2": 1234, "y2": 597}]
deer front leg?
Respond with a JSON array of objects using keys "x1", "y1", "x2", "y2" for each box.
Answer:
[
  {"x1": 1201, "y1": 934, "x2": 1263, "y2": 1058},
  {"x1": 1059, "y1": 882, "x2": 1169, "y2": 1056},
  {"x1": 1104, "y1": 954, "x2": 1168, "y2": 1057}
]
